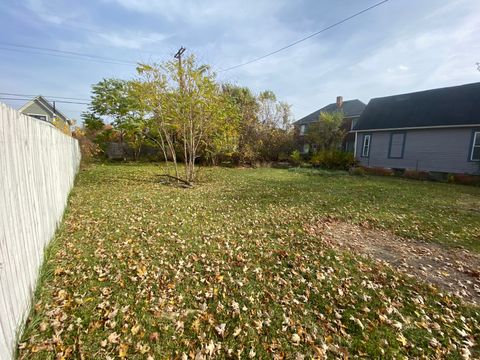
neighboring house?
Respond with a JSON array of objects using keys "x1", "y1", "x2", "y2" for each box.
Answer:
[
  {"x1": 19, "y1": 95, "x2": 71, "y2": 126},
  {"x1": 353, "y1": 82, "x2": 480, "y2": 175},
  {"x1": 293, "y1": 97, "x2": 366, "y2": 154}
]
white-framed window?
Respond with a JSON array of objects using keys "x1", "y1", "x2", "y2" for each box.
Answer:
[
  {"x1": 361, "y1": 134, "x2": 371, "y2": 157},
  {"x1": 351, "y1": 118, "x2": 358, "y2": 130},
  {"x1": 302, "y1": 143, "x2": 310, "y2": 154},
  {"x1": 471, "y1": 131, "x2": 480, "y2": 161},
  {"x1": 299, "y1": 124, "x2": 306, "y2": 136},
  {"x1": 27, "y1": 113, "x2": 48, "y2": 122}
]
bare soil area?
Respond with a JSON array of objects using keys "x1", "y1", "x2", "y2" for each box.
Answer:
[{"x1": 305, "y1": 219, "x2": 480, "y2": 305}]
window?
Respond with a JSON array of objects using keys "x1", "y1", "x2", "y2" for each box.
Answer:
[
  {"x1": 388, "y1": 132, "x2": 406, "y2": 159},
  {"x1": 361, "y1": 134, "x2": 371, "y2": 157},
  {"x1": 471, "y1": 131, "x2": 480, "y2": 161},
  {"x1": 299, "y1": 124, "x2": 306, "y2": 135},
  {"x1": 27, "y1": 114, "x2": 48, "y2": 122},
  {"x1": 351, "y1": 118, "x2": 358, "y2": 130},
  {"x1": 302, "y1": 143, "x2": 310, "y2": 154}
]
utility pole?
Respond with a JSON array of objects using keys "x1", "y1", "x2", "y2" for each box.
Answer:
[
  {"x1": 174, "y1": 47, "x2": 186, "y2": 91},
  {"x1": 174, "y1": 46, "x2": 186, "y2": 61}
]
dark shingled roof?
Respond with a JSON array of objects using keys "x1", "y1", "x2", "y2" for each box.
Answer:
[
  {"x1": 294, "y1": 99, "x2": 366, "y2": 125},
  {"x1": 353, "y1": 82, "x2": 480, "y2": 131}
]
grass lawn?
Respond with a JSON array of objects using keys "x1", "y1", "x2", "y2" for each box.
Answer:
[{"x1": 18, "y1": 164, "x2": 480, "y2": 359}]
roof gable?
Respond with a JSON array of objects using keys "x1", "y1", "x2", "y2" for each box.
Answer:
[
  {"x1": 294, "y1": 99, "x2": 366, "y2": 125},
  {"x1": 19, "y1": 96, "x2": 70, "y2": 123},
  {"x1": 353, "y1": 82, "x2": 480, "y2": 131}
]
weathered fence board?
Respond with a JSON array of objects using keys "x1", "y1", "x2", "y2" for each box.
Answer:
[{"x1": 0, "y1": 103, "x2": 81, "y2": 359}]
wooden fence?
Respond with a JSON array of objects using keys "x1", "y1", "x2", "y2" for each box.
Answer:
[{"x1": 0, "y1": 103, "x2": 81, "y2": 358}]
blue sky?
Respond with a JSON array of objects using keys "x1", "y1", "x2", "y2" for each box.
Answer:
[{"x1": 0, "y1": 0, "x2": 479, "y2": 122}]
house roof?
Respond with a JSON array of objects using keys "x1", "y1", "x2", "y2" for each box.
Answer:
[
  {"x1": 293, "y1": 99, "x2": 366, "y2": 125},
  {"x1": 19, "y1": 95, "x2": 71, "y2": 124},
  {"x1": 353, "y1": 82, "x2": 480, "y2": 131}
]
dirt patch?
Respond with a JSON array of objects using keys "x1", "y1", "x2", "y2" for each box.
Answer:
[{"x1": 305, "y1": 219, "x2": 480, "y2": 305}]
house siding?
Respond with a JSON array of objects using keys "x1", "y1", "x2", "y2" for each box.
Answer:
[
  {"x1": 356, "y1": 127, "x2": 480, "y2": 174},
  {"x1": 21, "y1": 102, "x2": 52, "y2": 122}
]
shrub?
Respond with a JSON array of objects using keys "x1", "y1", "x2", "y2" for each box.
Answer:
[
  {"x1": 72, "y1": 128, "x2": 101, "y2": 164},
  {"x1": 450, "y1": 174, "x2": 480, "y2": 186},
  {"x1": 349, "y1": 167, "x2": 366, "y2": 176},
  {"x1": 363, "y1": 167, "x2": 394, "y2": 176},
  {"x1": 290, "y1": 150, "x2": 302, "y2": 166},
  {"x1": 52, "y1": 118, "x2": 71, "y2": 135},
  {"x1": 403, "y1": 169, "x2": 429, "y2": 180},
  {"x1": 427, "y1": 172, "x2": 448, "y2": 182},
  {"x1": 310, "y1": 150, "x2": 357, "y2": 170},
  {"x1": 277, "y1": 152, "x2": 291, "y2": 162},
  {"x1": 392, "y1": 168, "x2": 405, "y2": 177}
]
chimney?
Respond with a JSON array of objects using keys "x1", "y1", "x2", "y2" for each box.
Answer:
[{"x1": 336, "y1": 96, "x2": 343, "y2": 109}]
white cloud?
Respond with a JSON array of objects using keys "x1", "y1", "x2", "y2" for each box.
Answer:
[
  {"x1": 24, "y1": 0, "x2": 79, "y2": 25},
  {"x1": 94, "y1": 31, "x2": 169, "y2": 49},
  {"x1": 105, "y1": 0, "x2": 287, "y2": 23}
]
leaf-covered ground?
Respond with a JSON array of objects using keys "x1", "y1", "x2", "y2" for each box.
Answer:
[
  {"x1": 18, "y1": 164, "x2": 480, "y2": 359},
  {"x1": 311, "y1": 220, "x2": 480, "y2": 305}
]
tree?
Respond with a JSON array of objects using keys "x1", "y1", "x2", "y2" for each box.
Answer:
[
  {"x1": 256, "y1": 91, "x2": 294, "y2": 161},
  {"x1": 257, "y1": 91, "x2": 292, "y2": 130},
  {"x1": 306, "y1": 111, "x2": 346, "y2": 151},
  {"x1": 221, "y1": 84, "x2": 259, "y2": 163},
  {"x1": 222, "y1": 85, "x2": 294, "y2": 164},
  {"x1": 84, "y1": 78, "x2": 148, "y2": 159},
  {"x1": 82, "y1": 111, "x2": 104, "y2": 132},
  {"x1": 136, "y1": 54, "x2": 238, "y2": 183},
  {"x1": 87, "y1": 78, "x2": 142, "y2": 125},
  {"x1": 133, "y1": 64, "x2": 180, "y2": 177}
]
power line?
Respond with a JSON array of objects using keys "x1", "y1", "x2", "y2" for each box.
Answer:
[
  {"x1": 0, "y1": 44, "x2": 136, "y2": 66},
  {"x1": 219, "y1": 0, "x2": 390, "y2": 72},
  {"x1": 0, "y1": 42, "x2": 136, "y2": 65},
  {"x1": 0, "y1": 46, "x2": 133, "y2": 66},
  {"x1": 0, "y1": 92, "x2": 90, "y2": 101},
  {"x1": 0, "y1": 97, "x2": 89, "y2": 105}
]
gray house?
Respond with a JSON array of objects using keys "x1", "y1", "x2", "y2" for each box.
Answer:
[
  {"x1": 294, "y1": 97, "x2": 366, "y2": 153},
  {"x1": 353, "y1": 82, "x2": 480, "y2": 174},
  {"x1": 19, "y1": 95, "x2": 71, "y2": 126}
]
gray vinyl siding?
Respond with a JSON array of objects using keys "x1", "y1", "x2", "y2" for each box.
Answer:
[
  {"x1": 356, "y1": 127, "x2": 480, "y2": 174},
  {"x1": 21, "y1": 102, "x2": 52, "y2": 122}
]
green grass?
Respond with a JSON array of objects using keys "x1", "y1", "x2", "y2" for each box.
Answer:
[{"x1": 18, "y1": 164, "x2": 480, "y2": 359}]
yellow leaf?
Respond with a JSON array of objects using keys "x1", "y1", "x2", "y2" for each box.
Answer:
[
  {"x1": 131, "y1": 324, "x2": 141, "y2": 335},
  {"x1": 191, "y1": 318, "x2": 201, "y2": 333},
  {"x1": 397, "y1": 334, "x2": 407, "y2": 347},
  {"x1": 119, "y1": 343, "x2": 129, "y2": 358},
  {"x1": 137, "y1": 266, "x2": 147, "y2": 277}
]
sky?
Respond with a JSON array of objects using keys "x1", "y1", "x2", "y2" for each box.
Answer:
[{"x1": 0, "y1": 0, "x2": 479, "y2": 122}]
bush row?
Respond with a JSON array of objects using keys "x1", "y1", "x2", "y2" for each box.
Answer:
[
  {"x1": 290, "y1": 150, "x2": 357, "y2": 170},
  {"x1": 349, "y1": 166, "x2": 480, "y2": 185}
]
